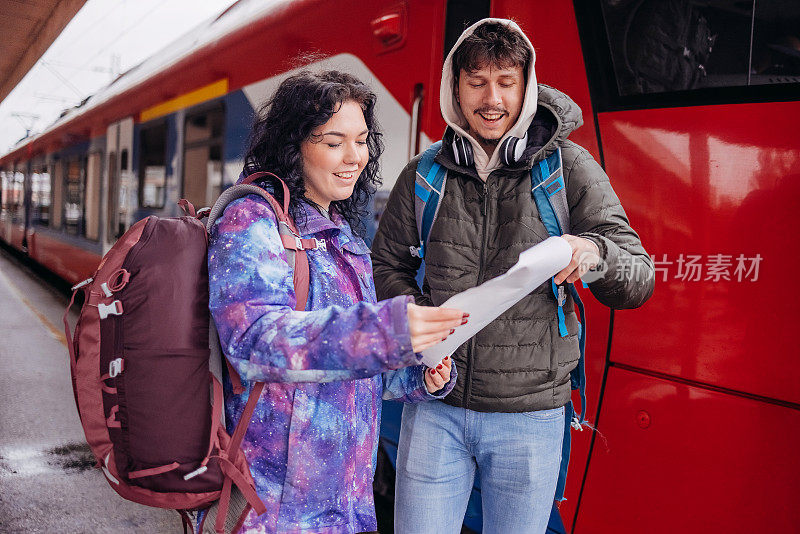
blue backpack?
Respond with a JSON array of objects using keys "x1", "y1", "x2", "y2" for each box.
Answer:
[{"x1": 411, "y1": 141, "x2": 588, "y2": 504}]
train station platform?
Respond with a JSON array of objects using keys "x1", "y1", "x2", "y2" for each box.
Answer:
[{"x1": 0, "y1": 248, "x2": 175, "y2": 532}]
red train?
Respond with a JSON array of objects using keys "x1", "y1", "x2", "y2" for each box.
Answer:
[{"x1": 2, "y1": 1, "x2": 798, "y2": 532}]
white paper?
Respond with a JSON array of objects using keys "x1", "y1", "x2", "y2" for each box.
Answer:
[{"x1": 419, "y1": 236, "x2": 573, "y2": 367}]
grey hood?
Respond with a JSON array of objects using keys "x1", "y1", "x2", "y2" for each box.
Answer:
[{"x1": 440, "y1": 18, "x2": 539, "y2": 180}]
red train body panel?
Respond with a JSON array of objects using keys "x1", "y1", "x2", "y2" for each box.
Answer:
[
  {"x1": 27, "y1": 230, "x2": 101, "y2": 283},
  {"x1": 1, "y1": 1, "x2": 797, "y2": 531},
  {"x1": 603, "y1": 102, "x2": 800, "y2": 405}
]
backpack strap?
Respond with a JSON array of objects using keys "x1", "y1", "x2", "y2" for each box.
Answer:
[
  {"x1": 534, "y1": 148, "x2": 570, "y2": 235},
  {"x1": 531, "y1": 148, "x2": 590, "y2": 508},
  {"x1": 530, "y1": 149, "x2": 588, "y2": 417},
  {"x1": 531, "y1": 148, "x2": 572, "y2": 338},
  {"x1": 411, "y1": 141, "x2": 447, "y2": 259}
]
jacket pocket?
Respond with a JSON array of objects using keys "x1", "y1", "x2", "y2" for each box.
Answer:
[
  {"x1": 279, "y1": 387, "x2": 348, "y2": 529},
  {"x1": 342, "y1": 238, "x2": 375, "y2": 302}
]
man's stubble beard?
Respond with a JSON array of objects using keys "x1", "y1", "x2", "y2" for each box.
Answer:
[
  {"x1": 472, "y1": 131, "x2": 501, "y2": 157},
  {"x1": 476, "y1": 134, "x2": 500, "y2": 150}
]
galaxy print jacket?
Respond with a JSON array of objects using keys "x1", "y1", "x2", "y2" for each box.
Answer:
[{"x1": 207, "y1": 192, "x2": 456, "y2": 534}]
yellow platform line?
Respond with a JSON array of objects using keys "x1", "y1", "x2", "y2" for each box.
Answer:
[{"x1": 0, "y1": 267, "x2": 68, "y2": 347}]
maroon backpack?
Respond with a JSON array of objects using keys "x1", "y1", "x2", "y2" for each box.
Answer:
[{"x1": 63, "y1": 173, "x2": 319, "y2": 533}]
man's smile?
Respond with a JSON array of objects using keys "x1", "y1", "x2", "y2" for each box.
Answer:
[{"x1": 477, "y1": 111, "x2": 505, "y2": 122}]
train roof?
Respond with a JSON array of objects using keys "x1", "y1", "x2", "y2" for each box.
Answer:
[{"x1": 1, "y1": 0, "x2": 291, "y2": 164}]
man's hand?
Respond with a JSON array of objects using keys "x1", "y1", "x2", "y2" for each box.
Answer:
[
  {"x1": 554, "y1": 235, "x2": 601, "y2": 285},
  {"x1": 424, "y1": 355, "x2": 452, "y2": 393}
]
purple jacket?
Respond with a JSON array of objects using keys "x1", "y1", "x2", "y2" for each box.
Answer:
[{"x1": 208, "y1": 192, "x2": 456, "y2": 533}]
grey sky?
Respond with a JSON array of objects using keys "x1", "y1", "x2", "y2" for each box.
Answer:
[{"x1": 0, "y1": 0, "x2": 237, "y2": 155}]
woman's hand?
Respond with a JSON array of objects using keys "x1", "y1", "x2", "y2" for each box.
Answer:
[
  {"x1": 407, "y1": 302, "x2": 467, "y2": 353},
  {"x1": 424, "y1": 355, "x2": 452, "y2": 393}
]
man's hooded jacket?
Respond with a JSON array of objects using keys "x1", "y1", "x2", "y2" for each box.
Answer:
[{"x1": 372, "y1": 19, "x2": 655, "y2": 412}]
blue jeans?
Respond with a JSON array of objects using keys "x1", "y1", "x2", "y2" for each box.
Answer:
[{"x1": 394, "y1": 401, "x2": 564, "y2": 534}]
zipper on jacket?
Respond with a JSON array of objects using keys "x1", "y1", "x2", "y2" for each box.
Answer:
[{"x1": 464, "y1": 181, "x2": 491, "y2": 409}]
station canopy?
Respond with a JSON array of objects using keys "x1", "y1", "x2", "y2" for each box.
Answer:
[{"x1": 0, "y1": 0, "x2": 87, "y2": 105}]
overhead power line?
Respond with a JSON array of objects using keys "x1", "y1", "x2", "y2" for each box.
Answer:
[{"x1": 40, "y1": 62, "x2": 84, "y2": 99}]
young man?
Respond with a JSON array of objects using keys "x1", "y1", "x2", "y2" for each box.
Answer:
[{"x1": 371, "y1": 19, "x2": 655, "y2": 533}]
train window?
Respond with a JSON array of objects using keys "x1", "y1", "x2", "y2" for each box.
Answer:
[
  {"x1": 583, "y1": 0, "x2": 800, "y2": 106},
  {"x1": 52, "y1": 160, "x2": 63, "y2": 229},
  {"x1": 183, "y1": 105, "x2": 224, "y2": 209},
  {"x1": 0, "y1": 170, "x2": 6, "y2": 218},
  {"x1": 0, "y1": 169, "x2": 19, "y2": 222},
  {"x1": 7, "y1": 167, "x2": 25, "y2": 225},
  {"x1": 85, "y1": 152, "x2": 102, "y2": 240},
  {"x1": 139, "y1": 122, "x2": 168, "y2": 209},
  {"x1": 0, "y1": 170, "x2": 8, "y2": 218},
  {"x1": 31, "y1": 164, "x2": 51, "y2": 227},
  {"x1": 750, "y1": 1, "x2": 800, "y2": 85},
  {"x1": 106, "y1": 152, "x2": 118, "y2": 240},
  {"x1": 600, "y1": 0, "x2": 737, "y2": 95},
  {"x1": 64, "y1": 157, "x2": 85, "y2": 236},
  {"x1": 444, "y1": 0, "x2": 491, "y2": 60}
]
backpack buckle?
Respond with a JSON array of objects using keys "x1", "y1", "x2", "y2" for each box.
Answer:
[
  {"x1": 183, "y1": 465, "x2": 208, "y2": 480},
  {"x1": 101, "y1": 453, "x2": 119, "y2": 485},
  {"x1": 295, "y1": 236, "x2": 304, "y2": 250},
  {"x1": 557, "y1": 285, "x2": 566, "y2": 307},
  {"x1": 71, "y1": 277, "x2": 93, "y2": 291},
  {"x1": 315, "y1": 238, "x2": 326, "y2": 251},
  {"x1": 98, "y1": 300, "x2": 123, "y2": 319},
  {"x1": 100, "y1": 282, "x2": 113, "y2": 298},
  {"x1": 109, "y1": 358, "x2": 124, "y2": 378}
]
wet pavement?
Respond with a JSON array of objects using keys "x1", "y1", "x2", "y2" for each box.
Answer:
[{"x1": 0, "y1": 248, "x2": 175, "y2": 533}]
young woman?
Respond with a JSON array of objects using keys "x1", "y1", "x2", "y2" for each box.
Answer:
[{"x1": 207, "y1": 70, "x2": 464, "y2": 533}]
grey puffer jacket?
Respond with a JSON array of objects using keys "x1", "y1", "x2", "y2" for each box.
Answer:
[{"x1": 372, "y1": 85, "x2": 655, "y2": 412}]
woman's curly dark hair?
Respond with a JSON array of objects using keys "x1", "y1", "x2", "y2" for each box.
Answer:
[{"x1": 243, "y1": 70, "x2": 384, "y2": 235}]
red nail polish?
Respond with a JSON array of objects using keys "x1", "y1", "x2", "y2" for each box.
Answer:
[
  {"x1": 444, "y1": 356, "x2": 449, "y2": 361},
  {"x1": 461, "y1": 318, "x2": 468, "y2": 325},
  {"x1": 430, "y1": 369, "x2": 436, "y2": 375},
  {"x1": 437, "y1": 364, "x2": 443, "y2": 369},
  {"x1": 449, "y1": 329, "x2": 455, "y2": 334},
  {"x1": 463, "y1": 313, "x2": 470, "y2": 318}
]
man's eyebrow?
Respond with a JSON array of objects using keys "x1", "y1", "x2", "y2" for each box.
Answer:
[
  {"x1": 321, "y1": 130, "x2": 369, "y2": 137},
  {"x1": 465, "y1": 69, "x2": 521, "y2": 77}
]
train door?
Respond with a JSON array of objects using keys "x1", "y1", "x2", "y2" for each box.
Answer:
[
  {"x1": 569, "y1": 1, "x2": 800, "y2": 532},
  {"x1": 26, "y1": 157, "x2": 51, "y2": 258},
  {"x1": 182, "y1": 103, "x2": 224, "y2": 210},
  {"x1": 21, "y1": 160, "x2": 32, "y2": 252},
  {"x1": 9, "y1": 162, "x2": 26, "y2": 250},
  {"x1": 104, "y1": 117, "x2": 134, "y2": 252},
  {"x1": 0, "y1": 166, "x2": 7, "y2": 242}
]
